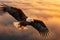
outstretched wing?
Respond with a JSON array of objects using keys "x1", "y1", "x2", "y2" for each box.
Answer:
[
  {"x1": 0, "y1": 3, "x2": 27, "y2": 21},
  {"x1": 29, "y1": 20, "x2": 49, "y2": 36}
]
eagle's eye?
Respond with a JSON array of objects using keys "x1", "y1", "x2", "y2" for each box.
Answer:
[{"x1": 26, "y1": 17, "x2": 34, "y2": 22}]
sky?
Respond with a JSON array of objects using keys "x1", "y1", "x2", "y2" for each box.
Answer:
[{"x1": 0, "y1": 0, "x2": 60, "y2": 40}]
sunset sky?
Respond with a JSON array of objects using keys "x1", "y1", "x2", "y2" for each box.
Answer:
[
  {"x1": 0, "y1": 0, "x2": 60, "y2": 40},
  {"x1": 0, "y1": 0, "x2": 60, "y2": 21}
]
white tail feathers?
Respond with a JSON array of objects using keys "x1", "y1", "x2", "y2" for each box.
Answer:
[
  {"x1": 13, "y1": 22, "x2": 20, "y2": 29},
  {"x1": 13, "y1": 22, "x2": 28, "y2": 30}
]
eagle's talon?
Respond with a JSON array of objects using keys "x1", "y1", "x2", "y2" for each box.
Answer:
[{"x1": 18, "y1": 27, "x2": 28, "y2": 30}]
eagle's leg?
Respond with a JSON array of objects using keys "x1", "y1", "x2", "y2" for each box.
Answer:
[
  {"x1": 13, "y1": 22, "x2": 28, "y2": 30},
  {"x1": 18, "y1": 25, "x2": 28, "y2": 30},
  {"x1": 19, "y1": 25, "x2": 24, "y2": 30}
]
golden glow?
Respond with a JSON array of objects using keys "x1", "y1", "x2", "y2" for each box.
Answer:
[
  {"x1": 0, "y1": 0, "x2": 60, "y2": 24},
  {"x1": 0, "y1": 0, "x2": 60, "y2": 39}
]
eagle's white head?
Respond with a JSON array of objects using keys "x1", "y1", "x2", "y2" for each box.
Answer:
[{"x1": 26, "y1": 17, "x2": 34, "y2": 22}]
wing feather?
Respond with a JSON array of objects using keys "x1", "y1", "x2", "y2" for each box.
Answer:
[{"x1": 0, "y1": 3, "x2": 27, "y2": 21}]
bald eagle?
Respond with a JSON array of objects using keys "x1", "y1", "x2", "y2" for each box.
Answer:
[{"x1": 0, "y1": 3, "x2": 49, "y2": 36}]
